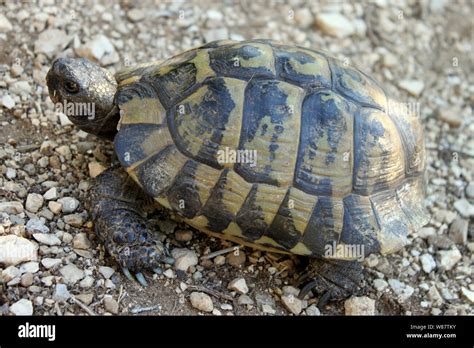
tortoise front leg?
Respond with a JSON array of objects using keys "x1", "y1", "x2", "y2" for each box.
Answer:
[
  {"x1": 297, "y1": 258, "x2": 363, "y2": 308},
  {"x1": 89, "y1": 166, "x2": 173, "y2": 286}
]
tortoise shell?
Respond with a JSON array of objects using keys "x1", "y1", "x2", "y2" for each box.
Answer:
[{"x1": 113, "y1": 40, "x2": 429, "y2": 259}]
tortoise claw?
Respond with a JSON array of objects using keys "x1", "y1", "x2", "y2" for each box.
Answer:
[
  {"x1": 135, "y1": 272, "x2": 148, "y2": 287},
  {"x1": 122, "y1": 267, "x2": 135, "y2": 282},
  {"x1": 298, "y1": 279, "x2": 318, "y2": 300},
  {"x1": 317, "y1": 291, "x2": 331, "y2": 309}
]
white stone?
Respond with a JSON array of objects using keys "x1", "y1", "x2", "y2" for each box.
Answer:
[
  {"x1": 58, "y1": 197, "x2": 79, "y2": 213},
  {"x1": 25, "y1": 193, "x2": 44, "y2": 213},
  {"x1": 294, "y1": 8, "x2": 313, "y2": 28},
  {"x1": 41, "y1": 258, "x2": 62, "y2": 269},
  {"x1": 461, "y1": 287, "x2": 474, "y2": 304},
  {"x1": 398, "y1": 80, "x2": 425, "y2": 97},
  {"x1": 10, "y1": 299, "x2": 33, "y2": 315},
  {"x1": 53, "y1": 284, "x2": 71, "y2": 301},
  {"x1": 237, "y1": 294, "x2": 254, "y2": 306},
  {"x1": 344, "y1": 296, "x2": 375, "y2": 315},
  {"x1": 305, "y1": 304, "x2": 321, "y2": 316},
  {"x1": 20, "y1": 261, "x2": 39, "y2": 274},
  {"x1": 163, "y1": 269, "x2": 175, "y2": 278},
  {"x1": 73, "y1": 233, "x2": 91, "y2": 250},
  {"x1": 79, "y1": 276, "x2": 94, "y2": 288},
  {"x1": 0, "y1": 235, "x2": 38, "y2": 266},
  {"x1": 59, "y1": 112, "x2": 73, "y2": 126},
  {"x1": 59, "y1": 264, "x2": 85, "y2": 284},
  {"x1": 453, "y1": 199, "x2": 474, "y2": 218},
  {"x1": 20, "y1": 272, "x2": 34, "y2": 287},
  {"x1": 34, "y1": 29, "x2": 70, "y2": 58},
  {"x1": 33, "y1": 233, "x2": 61, "y2": 246},
  {"x1": 315, "y1": 13, "x2": 355, "y2": 38},
  {"x1": 41, "y1": 276, "x2": 55, "y2": 287},
  {"x1": 420, "y1": 253, "x2": 436, "y2": 273},
  {"x1": 11, "y1": 81, "x2": 31, "y2": 94},
  {"x1": 189, "y1": 292, "x2": 214, "y2": 312},
  {"x1": 172, "y1": 248, "x2": 198, "y2": 272},
  {"x1": 43, "y1": 187, "x2": 58, "y2": 200},
  {"x1": 1, "y1": 94, "x2": 15, "y2": 109},
  {"x1": 281, "y1": 294, "x2": 302, "y2": 315},
  {"x1": 0, "y1": 201, "x2": 23, "y2": 214},
  {"x1": 63, "y1": 214, "x2": 84, "y2": 227},
  {"x1": 227, "y1": 277, "x2": 249, "y2": 294},
  {"x1": 0, "y1": 14, "x2": 12, "y2": 32},
  {"x1": 437, "y1": 248, "x2": 462, "y2": 270},
  {"x1": 436, "y1": 107, "x2": 463, "y2": 127},
  {"x1": 26, "y1": 218, "x2": 49, "y2": 234},
  {"x1": 77, "y1": 35, "x2": 119, "y2": 66},
  {"x1": 418, "y1": 227, "x2": 436, "y2": 239},
  {"x1": 2, "y1": 265, "x2": 21, "y2": 282},
  {"x1": 48, "y1": 201, "x2": 62, "y2": 214},
  {"x1": 214, "y1": 255, "x2": 226, "y2": 265},
  {"x1": 220, "y1": 303, "x2": 233, "y2": 311},
  {"x1": 5, "y1": 167, "x2": 16, "y2": 179},
  {"x1": 11, "y1": 64, "x2": 23, "y2": 77},
  {"x1": 449, "y1": 218, "x2": 468, "y2": 244},
  {"x1": 99, "y1": 266, "x2": 115, "y2": 279},
  {"x1": 127, "y1": 8, "x2": 146, "y2": 22},
  {"x1": 373, "y1": 279, "x2": 388, "y2": 291},
  {"x1": 465, "y1": 182, "x2": 474, "y2": 199},
  {"x1": 104, "y1": 296, "x2": 119, "y2": 314},
  {"x1": 261, "y1": 304, "x2": 276, "y2": 314}
]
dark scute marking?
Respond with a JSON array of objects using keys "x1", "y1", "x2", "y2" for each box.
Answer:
[
  {"x1": 330, "y1": 58, "x2": 385, "y2": 110},
  {"x1": 116, "y1": 82, "x2": 157, "y2": 106},
  {"x1": 266, "y1": 189, "x2": 301, "y2": 249},
  {"x1": 295, "y1": 91, "x2": 351, "y2": 195},
  {"x1": 353, "y1": 109, "x2": 390, "y2": 195},
  {"x1": 388, "y1": 113, "x2": 423, "y2": 177},
  {"x1": 146, "y1": 63, "x2": 197, "y2": 109},
  {"x1": 209, "y1": 44, "x2": 274, "y2": 79},
  {"x1": 165, "y1": 160, "x2": 202, "y2": 218},
  {"x1": 234, "y1": 79, "x2": 290, "y2": 186},
  {"x1": 134, "y1": 145, "x2": 175, "y2": 197},
  {"x1": 274, "y1": 48, "x2": 331, "y2": 88},
  {"x1": 195, "y1": 78, "x2": 236, "y2": 166},
  {"x1": 114, "y1": 124, "x2": 163, "y2": 168},
  {"x1": 200, "y1": 169, "x2": 234, "y2": 232},
  {"x1": 302, "y1": 196, "x2": 340, "y2": 256},
  {"x1": 167, "y1": 77, "x2": 235, "y2": 170},
  {"x1": 340, "y1": 195, "x2": 381, "y2": 256},
  {"x1": 235, "y1": 185, "x2": 267, "y2": 240}
]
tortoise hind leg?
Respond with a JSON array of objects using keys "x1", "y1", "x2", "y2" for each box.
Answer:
[
  {"x1": 89, "y1": 166, "x2": 173, "y2": 286},
  {"x1": 297, "y1": 258, "x2": 363, "y2": 308}
]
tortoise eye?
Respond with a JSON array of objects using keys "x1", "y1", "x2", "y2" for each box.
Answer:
[{"x1": 64, "y1": 81, "x2": 79, "y2": 94}]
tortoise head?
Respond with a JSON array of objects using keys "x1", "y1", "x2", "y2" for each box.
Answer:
[{"x1": 46, "y1": 58, "x2": 120, "y2": 140}]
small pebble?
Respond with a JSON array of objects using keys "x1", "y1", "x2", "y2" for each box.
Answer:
[
  {"x1": 228, "y1": 277, "x2": 249, "y2": 294},
  {"x1": 344, "y1": 296, "x2": 376, "y2": 315},
  {"x1": 25, "y1": 193, "x2": 44, "y2": 213},
  {"x1": 189, "y1": 292, "x2": 214, "y2": 313},
  {"x1": 10, "y1": 299, "x2": 33, "y2": 316},
  {"x1": 226, "y1": 250, "x2": 246, "y2": 267},
  {"x1": 214, "y1": 255, "x2": 226, "y2": 266},
  {"x1": 104, "y1": 296, "x2": 119, "y2": 314}
]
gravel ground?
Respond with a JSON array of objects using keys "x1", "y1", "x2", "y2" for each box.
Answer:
[{"x1": 0, "y1": 0, "x2": 472, "y2": 316}]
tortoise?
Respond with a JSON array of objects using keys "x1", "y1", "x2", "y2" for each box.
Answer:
[{"x1": 46, "y1": 39, "x2": 429, "y2": 303}]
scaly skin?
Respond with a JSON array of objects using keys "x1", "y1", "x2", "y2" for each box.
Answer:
[
  {"x1": 297, "y1": 259, "x2": 363, "y2": 307},
  {"x1": 89, "y1": 166, "x2": 174, "y2": 285}
]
